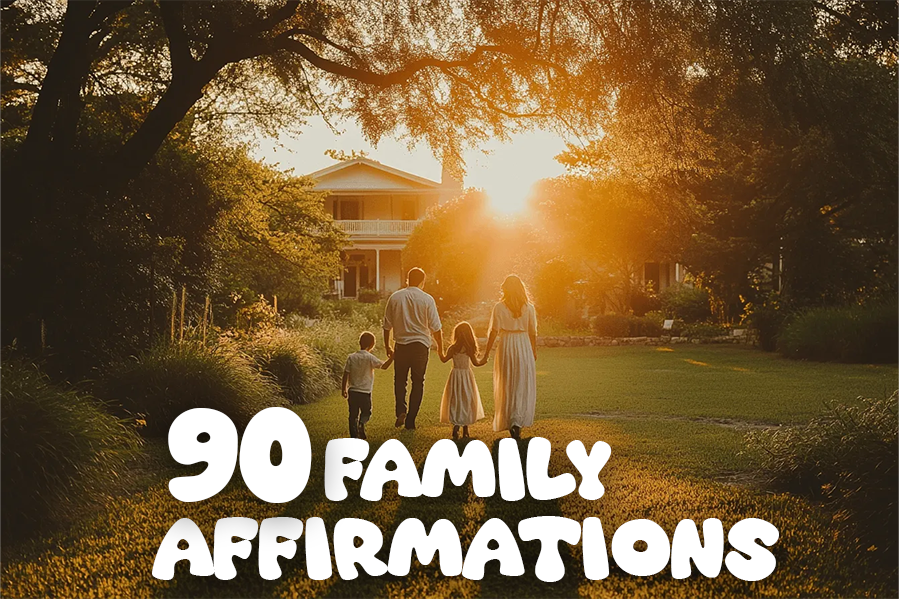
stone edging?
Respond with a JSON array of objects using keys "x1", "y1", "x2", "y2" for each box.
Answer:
[{"x1": 534, "y1": 334, "x2": 754, "y2": 347}]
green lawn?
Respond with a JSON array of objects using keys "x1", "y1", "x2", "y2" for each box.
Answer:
[{"x1": 2, "y1": 346, "x2": 896, "y2": 598}]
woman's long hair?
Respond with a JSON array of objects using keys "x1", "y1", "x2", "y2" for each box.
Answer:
[
  {"x1": 501, "y1": 274, "x2": 530, "y2": 318},
  {"x1": 448, "y1": 321, "x2": 479, "y2": 358}
]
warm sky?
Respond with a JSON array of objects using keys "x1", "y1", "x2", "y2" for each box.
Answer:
[{"x1": 254, "y1": 117, "x2": 573, "y2": 215}]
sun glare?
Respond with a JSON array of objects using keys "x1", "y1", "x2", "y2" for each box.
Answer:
[
  {"x1": 464, "y1": 132, "x2": 568, "y2": 216},
  {"x1": 483, "y1": 184, "x2": 533, "y2": 215}
]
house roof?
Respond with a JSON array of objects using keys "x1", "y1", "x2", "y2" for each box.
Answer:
[{"x1": 308, "y1": 157, "x2": 442, "y2": 192}]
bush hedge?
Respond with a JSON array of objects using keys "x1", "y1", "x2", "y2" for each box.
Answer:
[
  {"x1": 101, "y1": 343, "x2": 285, "y2": 436},
  {"x1": 746, "y1": 392, "x2": 897, "y2": 571},
  {"x1": 592, "y1": 313, "x2": 665, "y2": 337},
  {"x1": 1, "y1": 360, "x2": 141, "y2": 537},
  {"x1": 248, "y1": 331, "x2": 333, "y2": 404},
  {"x1": 660, "y1": 284, "x2": 711, "y2": 323},
  {"x1": 778, "y1": 302, "x2": 898, "y2": 363}
]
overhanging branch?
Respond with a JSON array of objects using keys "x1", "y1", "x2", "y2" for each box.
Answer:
[
  {"x1": 159, "y1": 1, "x2": 193, "y2": 76},
  {"x1": 276, "y1": 38, "x2": 514, "y2": 87}
]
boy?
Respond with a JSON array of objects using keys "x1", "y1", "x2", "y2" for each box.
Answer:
[{"x1": 342, "y1": 331, "x2": 393, "y2": 439}]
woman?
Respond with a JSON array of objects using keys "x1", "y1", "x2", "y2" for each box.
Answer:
[{"x1": 481, "y1": 275, "x2": 537, "y2": 439}]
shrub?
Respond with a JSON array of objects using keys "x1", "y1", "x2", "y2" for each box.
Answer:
[
  {"x1": 628, "y1": 314, "x2": 663, "y2": 337},
  {"x1": 592, "y1": 314, "x2": 630, "y2": 337},
  {"x1": 1, "y1": 360, "x2": 141, "y2": 538},
  {"x1": 743, "y1": 295, "x2": 785, "y2": 352},
  {"x1": 247, "y1": 331, "x2": 333, "y2": 404},
  {"x1": 235, "y1": 294, "x2": 282, "y2": 331},
  {"x1": 682, "y1": 322, "x2": 729, "y2": 338},
  {"x1": 100, "y1": 343, "x2": 285, "y2": 436},
  {"x1": 314, "y1": 298, "x2": 385, "y2": 326},
  {"x1": 778, "y1": 302, "x2": 898, "y2": 363},
  {"x1": 627, "y1": 284, "x2": 661, "y2": 317},
  {"x1": 356, "y1": 288, "x2": 381, "y2": 304},
  {"x1": 592, "y1": 313, "x2": 671, "y2": 337},
  {"x1": 746, "y1": 392, "x2": 897, "y2": 571},
  {"x1": 660, "y1": 284, "x2": 711, "y2": 323}
]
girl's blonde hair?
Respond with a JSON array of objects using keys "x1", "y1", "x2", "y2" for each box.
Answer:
[
  {"x1": 448, "y1": 321, "x2": 479, "y2": 358},
  {"x1": 501, "y1": 274, "x2": 530, "y2": 318}
]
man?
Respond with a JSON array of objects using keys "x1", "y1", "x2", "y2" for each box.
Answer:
[{"x1": 383, "y1": 267, "x2": 443, "y2": 430}]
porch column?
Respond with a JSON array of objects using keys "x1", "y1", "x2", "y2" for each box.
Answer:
[{"x1": 375, "y1": 249, "x2": 381, "y2": 291}]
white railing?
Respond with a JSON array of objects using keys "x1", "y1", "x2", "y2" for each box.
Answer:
[{"x1": 334, "y1": 220, "x2": 420, "y2": 237}]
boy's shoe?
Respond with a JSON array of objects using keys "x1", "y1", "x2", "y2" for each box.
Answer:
[
  {"x1": 452, "y1": 425, "x2": 460, "y2": 440},
  {"x1": 394, "y1": 413, "x2": 406, "y2": 428},
  {"x1": 510, "y1": 425, "x2": 521, "y2": 440},
  {"x1": 358, "y1": 424, "x2": 367, "y2": 440},
  {"x1": 462, "y1": 426, "x2": 470, "y2": 438}
]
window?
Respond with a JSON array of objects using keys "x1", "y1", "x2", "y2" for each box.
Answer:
[
  {"x1": 338, "y1": 199, "x2": 360, "y2": 220},
  {"x1": 401, "y1": 199, "x2": 417, "y2": 220}
]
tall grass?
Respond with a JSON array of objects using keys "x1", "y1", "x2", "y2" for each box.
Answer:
[
  {"x1": 100, "y1": 343, "x2": 285, "y2": 436},
  {"x1": 247, "y1": 330, "x2": 333, "y2": 404},
  {"x1": 286, "y1": 305, "x2": 384, "y2": 382},
  {"x1": 778, "y1": 302, "x2": 898, "y2": 363},
  {"x1": 747, "y1": 392, "x2": 898, "y2": 572},
  {"x1": 1, "y1": 360, "x2": 141, "y2": 538}
]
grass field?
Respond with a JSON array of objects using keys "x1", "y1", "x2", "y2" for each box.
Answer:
[{"x1": 2, "y1": 345, "x2": 896, "y2": 598}]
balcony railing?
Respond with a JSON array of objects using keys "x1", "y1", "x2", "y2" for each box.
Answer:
[{"x1": 334, "y1": 219, "x2": 420, "y2": 237}]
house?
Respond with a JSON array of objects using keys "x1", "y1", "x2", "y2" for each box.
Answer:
[
  {"x1": 640, "y1": 262, "x2": 685, "y2": 292},
  {"x1": 309, "y1": 157, "x2": 461, "y2": 298}
]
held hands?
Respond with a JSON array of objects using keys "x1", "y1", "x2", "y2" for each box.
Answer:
[
  {"x1": 341, "y1": 388, "x2": 348, "y2": 399},
  {"x1": 385, "y1": 345, "x2": 394, "y2": 359}
]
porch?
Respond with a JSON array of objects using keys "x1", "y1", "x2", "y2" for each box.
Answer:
[
  {"x1": 334, "y1": 248, "x2": 403, "y2": 298},
  {"x1": 333, "y1": 220, "x2": 420, "y2": 239}
]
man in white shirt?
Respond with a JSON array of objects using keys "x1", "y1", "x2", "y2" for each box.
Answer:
[{"x1": 383, "y1": 267, "x2": 443, "y2": 430}]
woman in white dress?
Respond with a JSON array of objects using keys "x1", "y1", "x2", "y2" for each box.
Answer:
[
  {"x1": 438, "y1": 321, "x2": 487, "y2": 439},
  {"x1": 481, "y1": 275, "x2": 537, "y2": 439}
]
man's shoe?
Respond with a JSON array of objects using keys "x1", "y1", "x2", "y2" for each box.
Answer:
[
  {"x1": 358, "y1": 424, "x2": 367, "y2": 440},
  {"x1": 394, "y1": 413, "x2": 406, "y2": 428},
  {"x1": 404, "y1": 422, "x2": 416, "y2": 431}
]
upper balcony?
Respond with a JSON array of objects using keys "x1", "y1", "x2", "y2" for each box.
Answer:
[{"x1": 334, "y1": 219, "x2": 420, "y2": 238}]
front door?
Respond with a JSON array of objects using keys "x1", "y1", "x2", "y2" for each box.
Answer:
[{"x1": 343, "y1": 265, "x2": 357, "y2": 298}]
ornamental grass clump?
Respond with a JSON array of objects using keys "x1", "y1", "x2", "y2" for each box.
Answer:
[
  {"x1": 746, "y1": 391, "x2": 898, "y2": 572},
  {"x1": 101, "y1": 342, "x2": 285, "y2": 436},
  {"x1": 1, "y1": 359, "x2": 142, "y2": 538},
  {"x1": 247, "y1": 331, "x2": 333, "y2": 404},
  {"x1": 288, "y1": 318, "x2": 371, "y2": 382}
]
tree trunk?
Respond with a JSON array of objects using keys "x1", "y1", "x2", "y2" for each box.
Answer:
[
  {"x1": 21, "y1": 1, "x2": 96, "y2": 163},
  {"x1": 106, "y1": 62, "x2": 219, "y2": 195}
]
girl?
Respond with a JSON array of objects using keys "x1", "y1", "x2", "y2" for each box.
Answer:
[
  {"x1": 438, "y1": 321, "x2": 487, "y2": 439},
  {"x1": 481, "y1": 275, "x2": 537, "y2": 440}
]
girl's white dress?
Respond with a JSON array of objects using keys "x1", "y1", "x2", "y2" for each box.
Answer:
[
  {"x1": 439, "y1": 350, "x2": 485, "y2": 426},
  {"x1": 490, "y1": 302, "x2": 537, "y2": 431}
]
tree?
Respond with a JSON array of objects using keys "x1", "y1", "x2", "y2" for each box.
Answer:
[
  {"x1": 555, "y1": 1, "x2": 898, "y2": 318},
  {"x1": 403, "y1": 191, "x2": 499, "y2": 309},
  {"x1": 208, "y1": 152, "x2": 345, "y2": 315},
  {"x1": 1, "y1": 0, "x2": 612, "y2": 355},
  {"x1": 531, "y1": 176, "x2": 681, "y2": 314}
]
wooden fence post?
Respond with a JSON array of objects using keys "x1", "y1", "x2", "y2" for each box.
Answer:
[
  {"x1": 179, "y1": 286, "x2": 186, "y2": 343},
  {"x1": 170, "y1": 290, "x2": 177, "y2": 344},
  {"x1": 202, "y1": 295, "x2": 210, "y2": 344}
]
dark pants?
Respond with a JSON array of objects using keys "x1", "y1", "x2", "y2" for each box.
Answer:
[
  {"x1": 393, "y1": 342, "x2": 429, "y2": 427},
  {"x1": 348, "y1": 391, "x2": 372, "y2": 438}
]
